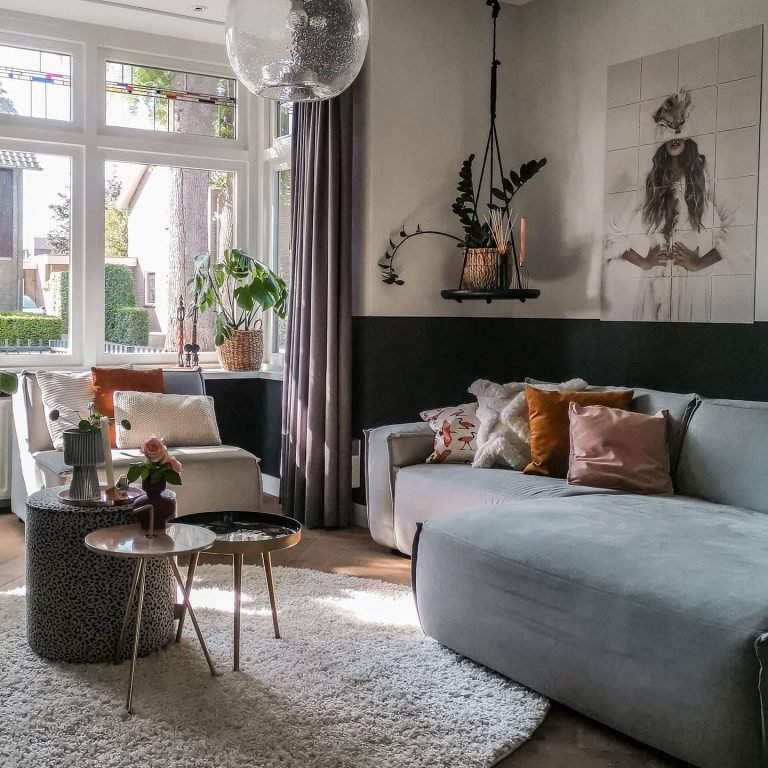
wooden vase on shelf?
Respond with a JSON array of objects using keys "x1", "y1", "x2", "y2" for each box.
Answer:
[{"x1": 463, "y1": 248, "x2": 499, "y2": 291}]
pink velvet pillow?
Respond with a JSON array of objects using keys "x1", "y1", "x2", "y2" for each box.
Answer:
[{"x1": 567, "y1": 403, "x2": 673, "y2": 495}]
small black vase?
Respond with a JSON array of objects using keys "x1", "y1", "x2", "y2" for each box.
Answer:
[{"x1": 133, "y1": 477, "x2": 176, "y2": 531}]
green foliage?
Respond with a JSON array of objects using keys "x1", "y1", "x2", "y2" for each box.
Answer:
[
  {"x1": 191, "y1": 248, "x2": 288, "y2": 347},
  {"x1": 47, "y1": 190, "x2": 71, "y2": 257},
  {"x1": 452, "y1": 155, "x2": 548, "y2": 248},
  {"x1": 105, "y1": 171, "x2": 128, "y2": 258},
  {"x1": 127, "y1": 461, "x2": 182, "y2": 486},
  {"x1": 110, "y1": 307, "x2": 149, "y2": 346},
  {"x1": 0, "y1": 314, "x2": 65, "y2": 343},
  {"x1": 43, "y1": 271, "x2": 69, "y2": 327},
  {"x1": 105, "y1": 205, "x2": 128, "y2": 257},
  {"x1": 131, "y1": 66, "x2": 172, "y2": 128},
  {"x1": 104, "y1": 264, "x2": 138, "y2": 342},
  {"x1": 0, "y1": 371, "x2": 17, "y2": 395}
]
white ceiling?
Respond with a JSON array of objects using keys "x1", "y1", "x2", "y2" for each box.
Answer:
[
  {"x1": 0, "y1": 0, "x2": 227, "y2": 42},
  {"x1": 0, "y1": 0, "x2": 535, "y2": 44}
]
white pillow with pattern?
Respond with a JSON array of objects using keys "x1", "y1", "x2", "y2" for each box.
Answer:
[
  {"x1": 469, "y1": 378, "x2": 588, "y2": 470},
  {"x1": 420, "y1": 403, "x2": 479, "y2": 464}
]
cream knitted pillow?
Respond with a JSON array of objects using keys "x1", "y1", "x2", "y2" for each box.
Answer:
[
  {"x1": 468, "y1": 377, "x2": 588, "y2": 470},
  {"x1": 114, "y1": 392, "x2": 222, "y2": 449}
]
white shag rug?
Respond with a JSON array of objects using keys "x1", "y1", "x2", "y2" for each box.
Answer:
[{"x1": 0, "y1": 565, "x2": 548, "y2": 768}]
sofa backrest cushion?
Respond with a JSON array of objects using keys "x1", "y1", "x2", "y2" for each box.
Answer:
[
  {"x1": 16, "y1": 369, "x2": 205, "y2": 454},
  {"x1": 675, "y1": 397, "x2": 768, "y2": 512},
  {"x1": 629, "y1": 388, "x2": 698, "y2": 472}
]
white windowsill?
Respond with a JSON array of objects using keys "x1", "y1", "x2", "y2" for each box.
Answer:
[{"x1": 201, "y1": 367, "x2": 284, "y2": 382}]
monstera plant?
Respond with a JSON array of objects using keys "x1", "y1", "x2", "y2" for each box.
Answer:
[
  {"x1": 0, "y1": 371, "x2": 17, "y2": 395},
  {"x1": 191, "y1": 248, "x2": 288, "y2": 371}
]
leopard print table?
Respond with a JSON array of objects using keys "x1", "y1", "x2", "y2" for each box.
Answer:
[{"x1": 25, "y1": 487, "x2": 175, "y2": 663}]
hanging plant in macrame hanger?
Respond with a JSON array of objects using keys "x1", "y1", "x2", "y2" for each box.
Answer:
[{"x1": 379, "y1": 0, "x2": 546, "y2": 302}]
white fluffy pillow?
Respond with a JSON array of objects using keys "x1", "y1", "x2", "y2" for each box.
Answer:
[
  {"x1": 36, "y1": 370, "x2": 94, "y2": 450},
  {"x1": 114, "y1": 392, "x2": 222, "y2": 449},
  {"x1": 468, "y1": 377, "x2": 588, "y2": 470}
]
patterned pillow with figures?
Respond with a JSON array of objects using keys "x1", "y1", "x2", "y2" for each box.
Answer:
[{"x1": 420, "y1": 402, "x2": 480, "y2": 464}]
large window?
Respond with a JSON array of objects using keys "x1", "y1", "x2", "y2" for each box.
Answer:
[
  {"x1": 0, "y1": 150, "x2": 71, "y2": 354},
  {"x1": 266, "y1": 101, "x2": 292, "y2": 358},
  {"x1": 0, "y1": 26, "x2": 262, "y2": 369},
  {"x1": 104, "y1": 161, "x2": 235, "y2": 354},
  {"x1": 0, "y1": 44, "x2": 71, "y2": 121},
  {"x1": 106, "y1": 61, "x2": 236, "y2": 139}
]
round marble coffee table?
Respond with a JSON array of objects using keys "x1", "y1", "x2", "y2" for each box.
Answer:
[
  {"x1": 178, "y1": 511, "x2": 302, "y2": 671},
  {"x1": 25, "y1": 487, "x2": 174, "y2": 663}
]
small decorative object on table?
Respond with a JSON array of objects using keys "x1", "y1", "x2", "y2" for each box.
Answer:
[
  {"x1": 127, "y1": 437, "x2": 182, "y2": 531},
  {"x1": 50, "y1": 403, "x2": 131, "y2": 502}
]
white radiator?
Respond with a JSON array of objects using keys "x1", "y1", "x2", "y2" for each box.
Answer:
[{"x1": 0, "y1": 397, "x2": 11, "y2": 501}]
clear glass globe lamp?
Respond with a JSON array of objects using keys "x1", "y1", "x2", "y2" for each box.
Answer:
[{"x1": 225, "y1": 0, "x2": 370, "y2": 102}]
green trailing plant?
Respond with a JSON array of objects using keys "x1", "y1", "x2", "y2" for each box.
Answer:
[
  {"x1": 380, "y1": 154, "x2": 547, "y2": 284},
  {"x1": 191, "y1": 248, "x2": 288, "y2": 347}
]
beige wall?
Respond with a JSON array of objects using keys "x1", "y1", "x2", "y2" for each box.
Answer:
[{"x1": 355, "y1": 0, "x2": 768, "y2": 320}]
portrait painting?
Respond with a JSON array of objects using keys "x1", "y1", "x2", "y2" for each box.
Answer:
[{"x1": 602, "y1": 26, "x2": 763, "y2": 323}]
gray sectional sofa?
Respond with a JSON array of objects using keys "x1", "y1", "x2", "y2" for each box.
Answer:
[{"x1": 365, "y1": 388, "x2": 768, "y2": 768}]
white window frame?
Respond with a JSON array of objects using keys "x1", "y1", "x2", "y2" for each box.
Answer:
[
  {"x1": 0, "y1": 19, "x2": 268, "y2": 371},
  {"x1": 144, "y1": 271, "x2": 156, "y2": 307},
  {"x1": 262, "y1": 99, "x2": 292, "y2": 368}
]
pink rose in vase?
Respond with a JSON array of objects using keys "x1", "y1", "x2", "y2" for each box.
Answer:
[
  {"x1": 168, "y1": 456, "x2": 183, "y2": 474},
  {"x1": 142, "y1": 436, "x2": 168, "y2": 464}
]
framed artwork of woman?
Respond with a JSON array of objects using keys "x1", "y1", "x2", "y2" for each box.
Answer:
[{"x1": 602, "y1": 27, "x2": 762, "y2": 323}]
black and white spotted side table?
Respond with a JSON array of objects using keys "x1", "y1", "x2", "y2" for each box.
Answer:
[{"x1": 25, "y1": 487, "x2": 175, "y2": 663}]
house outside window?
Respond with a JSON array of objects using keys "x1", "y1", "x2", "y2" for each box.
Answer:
[{"x1": 144, "y1": 271, "x2": 156, "y2": 306}]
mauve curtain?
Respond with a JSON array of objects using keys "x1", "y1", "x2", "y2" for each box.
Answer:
[{"x1": 280, "y1": 91, "x2": 353, "y2": 528}]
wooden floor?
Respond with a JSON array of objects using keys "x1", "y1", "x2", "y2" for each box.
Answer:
[{"x1": 0, "y1": 502, "x2": 689, "y2": 768}]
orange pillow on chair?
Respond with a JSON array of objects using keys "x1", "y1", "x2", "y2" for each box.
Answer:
[
  {"x1": 91, "y1": 367, "x2": 165, "y2": 446},
  {"x1": 524, "y1": 385, "x2": 634, "y2": 478}
]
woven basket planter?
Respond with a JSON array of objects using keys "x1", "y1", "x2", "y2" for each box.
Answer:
[
  {"x1": 217, "y1": 329, "x2": 264, "y2": 372},
  {"x1": 463, "y1": 248, "x2": 500, "y2": 291}
]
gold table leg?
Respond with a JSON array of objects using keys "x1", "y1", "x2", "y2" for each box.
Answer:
[
  {"x1": 175, "y1": 551, "x2": 199, "y2": 643},
  {"x1": 115, "y1": 558, "x2": 142, "y2": 664},
  {"x1": 169, "y1": 558, "x2": 217, "y2": 677},
  {"x1": 262, "y1": 551, "x2": 280, "y2": 639},
  {"x1": 126, "y1": 558, "x2": 147, "y2": 714},
  {"x1": 233, "y1": 553, "x2": 243, "y2": 672}
]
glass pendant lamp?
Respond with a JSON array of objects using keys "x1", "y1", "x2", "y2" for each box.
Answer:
[{"x1": 225, "y1": 0, "x2": 369, "y2": 101}]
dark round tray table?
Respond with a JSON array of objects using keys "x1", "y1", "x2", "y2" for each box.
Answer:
[{"x1": 177, "y1": 511, "x2": 302, "y2": 671}]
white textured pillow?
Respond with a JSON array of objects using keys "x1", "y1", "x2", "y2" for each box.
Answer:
[
  {"x1": 114, "y1": 391, "x2": 222, "y2": 449},
  {"x1": 468, "y1": 377, "x2": 588, "y2": 470},
  {"x1": 36, "y1": 370, "x2": 94, "y2": 450}
]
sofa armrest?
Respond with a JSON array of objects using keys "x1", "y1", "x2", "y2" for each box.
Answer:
[{"x1": 364, "y1": 423, "x2": 434, "y2": 551}]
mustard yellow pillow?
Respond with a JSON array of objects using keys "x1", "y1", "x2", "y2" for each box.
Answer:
[{"x1": 524, "y1": 386, "x2": 634, "y2": 478}]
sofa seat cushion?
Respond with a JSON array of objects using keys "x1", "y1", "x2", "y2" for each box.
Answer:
[
  {"x1": 415, "y1": 494, "x2": 768, "y2": 768},
  {"x1": 33, "y1": 445, "x2": 262, "y2": 517},
  {"x1": 392, "y1": 464, "x2": 623, "y2": 554}
]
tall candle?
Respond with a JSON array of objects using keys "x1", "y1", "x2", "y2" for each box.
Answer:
[
  {"x1": 520, "y1": 217, "x2": 527, "y2": 265},
  {"x1": 100, "y1": 416, "x2": 115, "y2": 490}
]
